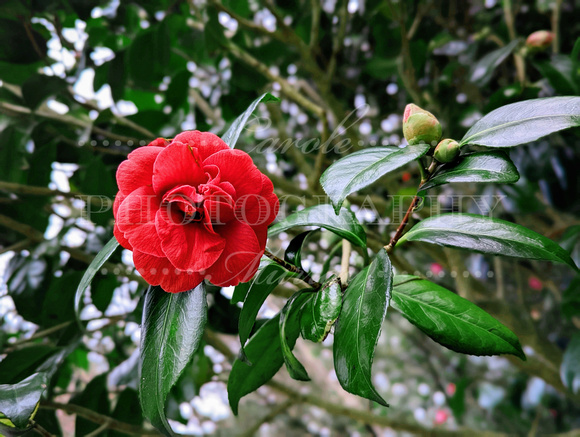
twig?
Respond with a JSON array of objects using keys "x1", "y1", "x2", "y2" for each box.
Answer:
[
  {"x1": 551, "y1": 0, "x2": 563, "y2": 54},
  {"x1": 0, "y1": 213, "x2": 145, "y2": 285},
  {"x1": 502, "y1": 0, "x2": 526, "y2": 85},
  {"x1": 4, "y1": 321, "x2": 72, "y2": 351},
  {"x1": 226, "y1": 42, "x2": 325, "y2": 118},
  {"x1": 85, "y1": 419, "x2": 112, "y2": 437},
  {"x1": 385, "y1": 195, "x2": 420, "y2": 252},
  {"x1": 189, "y1": 87, "x2": 222, "y2": 126},
  {"x1": 263, "y1": 249, "x2": 321, "y2": 288},
  {"x1": 0, "y1": 180, "x2": 109, "y2": 207},
  {"x1": 40, "y1": 402, "x2": 162, "y2": 436},
  {"x1": 0, "y1": 101, "x2": 141, "y2": 144},
  {"x1": 0, "y1": 238, "x2": 31, "y2": 255},
  {"x1": 31, "y1": 420, "x2": 55, "y2": 437},
  {"x1": 325, "y1": 0, "x2": 348, "y2": 87}
]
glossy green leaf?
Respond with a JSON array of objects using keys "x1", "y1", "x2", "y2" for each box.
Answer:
[
  {"x1": 561, "y1": 332, "x2": 580, "y2": 394},
  {"x1": 333, "y1": 249, "x2": 392, "y2": 406},
  {"x1": 74, "y1": 237, "x2": 119, "y2": 330},
  {"x1": 460, "y1": 96, "x2": 580, "y2": 148},
  {"x1": 469, "y1": 39, "x2": 519, "y2": 86},
  {"x1": 269, "y1": 204, "x2": 367, "y2": 248},
  {"x1": 301, "y1": 278, "x2": 342, "y2": 343},
  {"x1": 398, "y1": 213, "x2": 577, "y2": 269},
  {"x1": 228, "y1": 311, "x2": 301, "y2": 415},
  {"x1": 140, "y1": 284, "x2": 207, "y2": 436},
  {"x1": 222, "y1": 93, "x2": 280, "y2": 148},
  {"x1": 320, "y1": 145, "x2": 430, "y2": 213},
  {"x1": 280, "y1": 291, "x2": 313, "y2": 381},
  {"x1": 238, "y1": 261, "x2": 288, "y2": 349},
  {"x1": 284, "y1": 230, "x2": 314, "y2": 268},
  {"x1": 420, "y1": 151, "x2": 520, "y2": 191},
  {"x1": 391, "y1": 276, "x2": 526, "y2": 359},
  {"x1": 533, "y1": 56, "x2": 578, "y2": 95},
  {"x1": 0, "y1": 372, "x2": 47, "y2": 429}
]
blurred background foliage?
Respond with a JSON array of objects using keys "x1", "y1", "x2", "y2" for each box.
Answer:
[{"x1": 0, "y1": 0, "x2": 579, "y2": 435}]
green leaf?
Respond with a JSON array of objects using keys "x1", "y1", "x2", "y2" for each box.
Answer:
[
  {"x1": 21, "y1": 74, "x2": 68, "y2": 109},
  {"x1": 561, "y1": 332, "x2": 580, "y2": 394},
  {"x1": 301, "y1": 278, "x2": 342, "y2": 343},
  {"x1": 320, "y1": 145, "x2": 430, "y2": 213},
  {"x1": 284, "y1": 230, "x2": 314, "y2": 268},
  {"x1": 238, "y1": 261, "x2": 288, "y2": 349},
  {"x1": 533, "y1": 56, "x2": 578, "y2": 95},
  {"x1": 333, "y1": 249, "x2": 392, "y2": 406},
  {"x1": 391, "y1": 276, "x2": 526, "y2": 359},
  {"x1": 139, "y1": 284, "x2": 207, "y2": 436},
  {"x1": 469, "y1": 39, "x2": 519, "y2": 86},
  {"x1": 228, "y1": 311, "x2": 301, "y2": 414},
  {"x1": 269, "y1": 204, "x2": 367, "y2": 248},
  {"x1": 0, "y1": 373, "x2": 48, "y2": 429},
  {"x1": 222, "y1": 93, "x2": 280, "y2": 148},
  {"x1": 459, "y1": 96, "x2": 580, "y2": 148},
  {"x1": 420, "y1": 151, "x2": 520, "y2": 191},
  {"x1": 127, "y1": 21, "x2": 170, "y2": 87},
  {"x1": 42, "y1": 271, "x2": 84, "y2": 328},
  {"x1": 398, "y1": 213, "x2": 577, "y2": 269},
  {"x1": 0, "y1": 346, "x2": 59, "y2": 384},
  {"x1": 279, "y1": 291, "x2": 313, "y2": 381},
  {"x1": 75, "y1": 237, "x2": 120, "y2": 330}
]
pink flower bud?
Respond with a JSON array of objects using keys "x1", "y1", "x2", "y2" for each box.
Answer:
[
  {"x1": 402, "y1": 104, "x2": 442, "y2": 146},
  {"x1": 433, "y1": 139, "x2": 460, "y2": 163},
  {"x1": 526, "y1": 30, "x2": 554, "y2": 50}
]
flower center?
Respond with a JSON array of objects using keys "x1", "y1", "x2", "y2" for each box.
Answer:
[{"x1": 182, "y1": 201, "x2": 204, "y2": 222}]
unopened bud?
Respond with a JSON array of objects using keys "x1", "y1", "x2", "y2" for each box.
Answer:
[
  {"x1": 433, "y1": 139, "x2": 460, "y2": 163},
  {"x1": 403, "y1": 104, "x2": 442, "y2": 146},
  {"x1": 526, "y1": 30, "x2": 554, "y2": 51}
]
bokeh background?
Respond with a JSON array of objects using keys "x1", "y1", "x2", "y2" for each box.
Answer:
[{"x1": 1, "y1": 0, "x2": 580, "y2": 435}]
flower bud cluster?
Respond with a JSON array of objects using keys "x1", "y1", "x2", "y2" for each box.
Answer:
[{"x1": 403, "y1": 103, "x2": 460, "y2": 164}]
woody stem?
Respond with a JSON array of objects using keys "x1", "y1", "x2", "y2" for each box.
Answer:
[
  {"x1": 263, "y1": 249, "x2": 321, "y2": 289},
  {"x1": 385, "y1": 195, "x2": 421, "y2": 253}
]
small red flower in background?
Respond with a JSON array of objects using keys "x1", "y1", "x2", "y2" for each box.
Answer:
[{"x1": 113, "y1": 131, "x2": 279, "y2": 293}]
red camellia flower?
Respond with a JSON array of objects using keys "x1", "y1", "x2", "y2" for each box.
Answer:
[{"x1": 113, "y1": 131, "x2": 279, "y2": 293}]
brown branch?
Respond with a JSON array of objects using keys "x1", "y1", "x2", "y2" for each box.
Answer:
[
  {"x1": 0, "y1": 101, "x2": 141, "y2": 144},
  {"x1": 0, "y1": 213, "x2": 145, "y2": 285},
  {"x1": 0, "y1": 180, "x2": 109, "y2": 207},
  {"x1": 40, "y1": 402, "x2": 162, "y2": 436},
  {"x1": 263, "y1": 249, "x2": 321, "y2": 288},
  {"x1": 385, "y1": 195, "x2": 420, "y2": 252},
  {"x1": 31, "y1": 420, "x2": 55, "y2": 437}
]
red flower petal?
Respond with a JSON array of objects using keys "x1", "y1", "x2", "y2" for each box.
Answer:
[
  {"x1": 172, "y1": 130, "x2": 229, "y2": 160},
  {"x1": 147, "y1": 138, "x2": 170, "y2": 148},
  {"x1": 203, "y1": 149, "x2": 263, "y2": 198},
  {"x1": 133, "y1": 250, "x2": 203, "y2": 293},
  {"x1": 116, "y1": 186, "x2": 164, "y2": 256},
  {"x1": 152, "y1": 142, "x2": 207, "y2": 196},
  {"x1": 116, "y1": 146, "x2": 164, "y2": 195},
  {"x1": 204, "y1": 220, "x2": 262, "y2": 286},
  {"x1": 155, "y1": 207, "x2": 226, "y2": 272}
]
